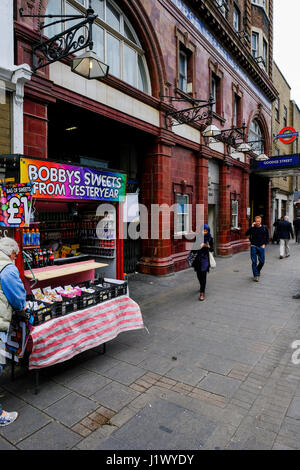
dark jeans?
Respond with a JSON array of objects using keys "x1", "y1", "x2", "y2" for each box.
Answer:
[
  {"x1": 196, "y1": 270, "x2": 207, "y2": 293},
  {"x1": 250, "y1": 245, "x2": 265, "y2": 277}
]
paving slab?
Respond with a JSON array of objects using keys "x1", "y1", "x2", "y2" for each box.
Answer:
[
  {"x1": 197, "y1": 373, "x2": 242, "y2": 398},
  {"x1": 90, "y1": 381, "x2": 140, "y2": 412},
  {"x1": 165, "y1": 364, "x2": 207, "y2": 386},
  {"x1": 44, "y1": 392, "x2": 98, "y2": 427},
  {"x1": 63, "y1": 370, "x2": 112, "y2": 397},
  {"x1": 17, "y1": 421, "x2": 81, "y2": 450},
  {"x1": 0, "y1": 404, "x2": 51, "y2": 445},
  {"x1": 94, "y1": 398, "x2": 219, "y2": 450},
  {"x1": 102, "y1": 362, "x2": 145, "y2": 385},
  {"x1": 286, "y1": 397, "x2": 300, "y2": 420}
]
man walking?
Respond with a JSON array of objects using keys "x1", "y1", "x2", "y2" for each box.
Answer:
[
  {"x1": 246, "y1": 216, "x2": 269, "y2": 282},
  {"x1": 278, "y1": 215, "x2": 294, "y2": 258},
  {"x1": 293, "y1": 217, "x2": 300, "y2": 244}
]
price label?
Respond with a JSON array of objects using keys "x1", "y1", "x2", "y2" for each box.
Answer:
[{"x1": 0, "y1": 184, "x2": 33, "y2": 227}]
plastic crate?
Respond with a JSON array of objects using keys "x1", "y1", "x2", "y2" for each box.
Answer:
[
  {"x1": 92, "y1": 284, "x2": 112, "y2": 303},
  {"x1": 72, "y1": 282, "x2": 98, "y2": 309},
  {"x1": 102, "y1": 279, "x2": 128, "y2": 297},
  {"x1": 61, "y1": 295, "x2": 79, "y2": 314},
  {"x1": 27, "y1": 294, "x2": 65, "y2": 323},
  {"x1": 32, "y1": 301, "x2": 55, "y2": 325}
]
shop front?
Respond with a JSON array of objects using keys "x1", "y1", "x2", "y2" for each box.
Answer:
[
  {"x1": 1, "y1": 155, "x2": 127, "y2": 285},
  {"x1": 0, "y1": 154, "x2": 145, "y2": 381}
]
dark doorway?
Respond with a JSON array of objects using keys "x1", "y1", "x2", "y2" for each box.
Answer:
[
  {"x1": 47, "y1": 100, "x2": 153, "y2": 272},
  {"x1": 249, "y1": 174, "x2": 270, "y2": 227}
]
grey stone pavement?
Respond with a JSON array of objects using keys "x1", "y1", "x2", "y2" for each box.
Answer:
[{"x1": 1, "y1": 243, "x2": 300, "y2": 450}]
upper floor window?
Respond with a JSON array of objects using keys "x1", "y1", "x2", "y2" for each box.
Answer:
[
  {"x1": 45, "y1": 0, "x2": 151, "y2": 94},
  {"x1": 275, "y1": 97, "x2": 279, "y2": 121},
  {"x1": 211, "y1": 74, "x2": 218, "y2": 113},
  {"x1": 283, "y1": 106, "x2": 288, "y2": 127},
  {"x1": 252, "y1": 32, "x2": 259, "y2": 58},
  {"x1": 175, "y1": 29, "x2": 196, "y2": 96},
  {"x1": 209, "y1": 60, "x2": 223, "y2": 117},
  {"x1": 252, "y1": 0, "x2": 267, "y2": 11},
  {"x1": 249, "y1": 119, "x2": 264, "y2": 155},
  {"x1": 262, "y1": 38, "x2": 268, "y2": 68},
  {"x1": 233, "y1": 6, "x2": 240, "y2": 32},
  {"x1": 179, "y1": 50, "x2": 188, "y2": 93},
  {"x1": 233, "y1": 93, "x2": 241, "y2": 127},
  {"x1": 216, "y1": 0, "x2": 228, "y2": 17}
]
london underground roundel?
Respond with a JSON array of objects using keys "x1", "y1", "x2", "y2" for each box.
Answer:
[{"x1": 279, "y1": 127, "x2": 297, "y2": 144}]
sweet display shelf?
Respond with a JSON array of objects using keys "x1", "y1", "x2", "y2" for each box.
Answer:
[
  {"x1": 24, "y1": 260, "x2": 108, "y2": 281},
  {"x1": 53, "y1": 254, "x2": 90, "y2": 263},
  {"x1": 23, "y1": 245, "x2": 41, "y2": 250},
  {"x1": 81, "y1": 245, "x2": 115, "y2": 249},
  {"x1": 80, "y1": 237, "x2": 115, "y2": 241},
  {"x1": 39, "y1": 227, "x2": 77, "y2": 231}
]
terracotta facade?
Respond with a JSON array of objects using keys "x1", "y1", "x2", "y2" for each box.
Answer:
[{"x1": 13, "y1": 0, "x2": 278, "y2": 274}]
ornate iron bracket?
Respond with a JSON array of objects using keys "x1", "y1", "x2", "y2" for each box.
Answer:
[
  {"x1": 19, "y1": 4, "x2": 97, "y2": 71},
  {"x1": 212, "y1": 122, "x2": 247, "y2": 147},
  {"x1": 161, "y1": 95, "x2": 215, "y2": 129},
  {"x1": 246, "y1": 138, "x2": 265, "y2": 154}
]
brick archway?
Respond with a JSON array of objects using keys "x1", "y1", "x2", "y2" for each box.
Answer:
[{"x1": 247, "y1": 107, "x2": 271, "y2": 156}]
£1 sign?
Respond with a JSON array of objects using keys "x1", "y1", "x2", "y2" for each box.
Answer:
[{"x1": 0, "y1": 184, "x2": 33, "y2": 227}]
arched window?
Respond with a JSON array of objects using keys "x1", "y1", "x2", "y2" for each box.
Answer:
[
  {"x1": 249, "y1": 119, "x2": 264, "y2": 154},
  {"x1": 45, "y1": 0, "x2": 151, "y2": 94}
]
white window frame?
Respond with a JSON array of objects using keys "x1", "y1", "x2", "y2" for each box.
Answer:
[
  {"x1": 283, "y1": 105, "x2": 287, "y2": 127},
  {"x1": 175, "y1": 194, "x2": 189, "y2": 235},
  {"x1": 262, "y1": 38, "x2": 267, "y2": 68},
  {"x1": 233, "y1": 6, "x2": 240, "y2": 32},
  {"x1": 249, "y1": 119, "x2": 264, "y2": 155},
  {"x1": 216, "y1": 0, "x2": 228, "y2": 17},
  {"x1": 179, "y1": 50, "x2": 188, "y2": 93},
  {"x1": 45, "y1": 0, "x2": 151, "y2": 94},
  {"x1": 252, "y1": 32, "x2": 259, "y2": 58},
  {"x1": 211, "y1": 75, "x2": 217, "y2": 113},
  {"x1": 252, "y1": 0, "x2": 267, "y2": 11},
  {"x1": 233, "y1": 93, "x2": 240, "y2": 127},
  {"x1": 275, "y1": 97, "x2": 279, "y2": 121},
  {"x1": 231, "y1": 200, "x2": 239, "y2": 229}
]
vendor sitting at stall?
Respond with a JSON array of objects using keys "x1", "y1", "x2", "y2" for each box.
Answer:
[{"x1": 0, "y1": 237, "x2": 26, "y2": 427}]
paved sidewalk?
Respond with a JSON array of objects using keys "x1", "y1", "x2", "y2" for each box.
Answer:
[{"x1": 1, "y1": 243, "x2": 300, "y2": 450}]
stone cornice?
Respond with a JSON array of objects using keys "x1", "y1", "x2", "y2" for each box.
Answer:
[{"x1": 177, "y1": 0, "x2": 278, "y2": 102}]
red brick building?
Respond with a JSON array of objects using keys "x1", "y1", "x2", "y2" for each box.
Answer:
[{"x1": 14, "y1": 0, "x2": 277, "y2": 274}]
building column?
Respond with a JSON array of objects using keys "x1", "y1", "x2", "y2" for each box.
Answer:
[
  {"x1": 218, "y1": 159, "x2": 232, "y2": 256},
  {"x1": 11, "y1": 65, "x2": 32, "y2": 154},
  {"x1": 241, "y1": 168, "x2": 250, "y2": 234},
  {"x1": 139, "y1": 131, "x2": 175, "y2": 275},
  {"x1": 196, "y1": 154, "x2": 209, "y2": 225},
  {"x1": 266, "y1": 180, "x2": 272, "y2": 230}
]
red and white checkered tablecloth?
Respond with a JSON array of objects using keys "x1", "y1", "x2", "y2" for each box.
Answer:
[{"x1": 28, "y1": 296, "x2": 144, "y2": 370}]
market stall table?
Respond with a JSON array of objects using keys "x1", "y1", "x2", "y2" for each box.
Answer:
[
  {"x1": 24, "y1": 260, "x2": 108, "y2": 281},
  {"x1": 10, "y1": 294, "x2": 144, "y2": 393}
]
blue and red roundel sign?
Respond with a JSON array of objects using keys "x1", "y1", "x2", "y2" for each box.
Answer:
[{"x1": 278, "y1": 127, "x2": 298, "y2": 144}]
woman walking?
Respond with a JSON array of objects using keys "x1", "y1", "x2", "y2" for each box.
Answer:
[{"x1": 192, "y1": 224, "x2": 214, "y2": 301}]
